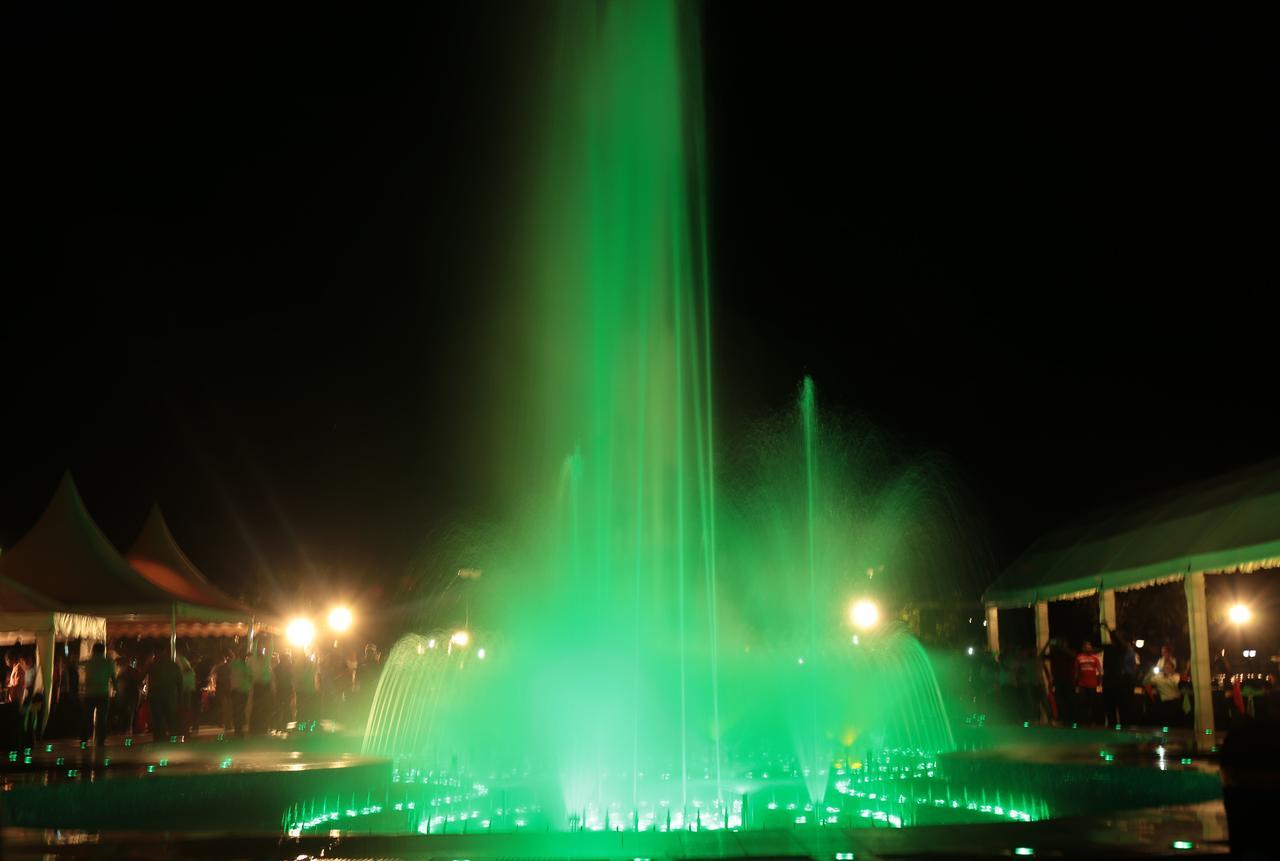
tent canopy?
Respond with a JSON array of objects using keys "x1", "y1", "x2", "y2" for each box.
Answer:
[
  {"x1": 0, "y1": 610, "x2": 106, "y2": 644},
  {"x1": 985, "y1": 457, "x2": 1280, "y2": 607},
  {"x1": 0, "y1": 473, "x2": 174, "y2": 609},
  {"x1": 1, "y1": 575, "x2": 107, "y2": 727},
  {"x1": 0, "y1": 474, "x2": 272, "y2": 628},
  {"x1": 126, "y1": 503, "x2": 253, "y2": 615},
  {"x1": 0, "y1": 573, "x2": 62, "y2": 612}
]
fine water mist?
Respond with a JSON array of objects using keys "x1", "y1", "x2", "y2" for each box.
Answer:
[{"x1": 365, "y1": 1, "x2": 964, "y2": 833}]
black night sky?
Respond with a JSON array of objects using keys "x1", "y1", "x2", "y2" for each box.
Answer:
[{"x1": 5, "y1": 5, "x2": 1275, "y2": 614}]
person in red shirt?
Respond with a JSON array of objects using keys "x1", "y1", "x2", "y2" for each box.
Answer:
[{"x1": 1073, "y1": 641, "x2": 1104, "y2": 725}]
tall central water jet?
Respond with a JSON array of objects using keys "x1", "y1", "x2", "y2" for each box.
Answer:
[{"x1": 365, "y1": 1, "x2": 960, "y2": 833}]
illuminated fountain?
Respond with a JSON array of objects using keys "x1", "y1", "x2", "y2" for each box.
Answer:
[{"x1": 361, "y1": 0, "x2": 961, "y2": 834}]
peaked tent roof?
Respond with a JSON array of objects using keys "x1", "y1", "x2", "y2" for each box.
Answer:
[
  {"x1": 126, "y1": 504, "x2": 251, "y2": 614},
  {"x1": 0, "y1": 573, "x2": 64, "y2": 612},
  {"x1": 0, "y1": 473, "x2": 175, "y2": 609},
  {"x1": 985, "y1": 457, "x2": 1280, "y2": 607}
]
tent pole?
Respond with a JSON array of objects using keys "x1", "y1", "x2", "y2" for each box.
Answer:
[
  {"x1": 170, "y1": 602, "x2": 177, "y2": 661},
  {"x1": 985, "y1": 604, "x2": 1000, "y2": 656},
  {"x1": 1034, "y1": 600, "x2": 1050, "y2": 721},
  {"x1": 35, "y1": 631, "x2": 55, "y2": 736},
  {"x1": 1183, "y1": 571, "x2": 1214, "y2": 750}
]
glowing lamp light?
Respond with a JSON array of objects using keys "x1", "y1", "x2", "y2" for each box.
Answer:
[
  {"x1": 477, "y1": 648, "x2": 487, "y2": 660},
  {"x1": 967, "y1": 646, "x2": 975, "y2": 656},
  {"x1": 1134, "y1": 639, "x2": 1145, "y2": 649},
  {"x1": 1228, "y1": 604, "x2": 1252, "y2": 625},
  {"x1": 850, "y1": 599, "x2": 880, "y2": 631},
  {"x1": 286, "y1": 617, "x2": 316, "y2": 649},
  {"x1": 451, "y1": 630, "x2": 471, "y2": 647},
  {"x1": 327, "y1": 606, "x2": 354, "y2": 633}
]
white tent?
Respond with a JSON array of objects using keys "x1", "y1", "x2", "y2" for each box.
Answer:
[{"x1": 1, "y1": 576, "x2": 107, "y2": 731}]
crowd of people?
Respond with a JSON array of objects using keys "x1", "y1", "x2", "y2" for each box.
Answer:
[
  {"x1": 965, "y1": 627, "x2": 1201, "y2": 728},
  {"x1": 1, "y1": 636, "x2": 383, "y2": 750}
]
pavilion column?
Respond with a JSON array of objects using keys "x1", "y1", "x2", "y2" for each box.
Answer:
[
  {"x1": 1034, "y1": 600, "x2": 1050, "y2": 719},
  {"x1": 985, "y1": 604, "x2": 1000, "y2": 656},
  {"x1": 1099, "y1": 588, "x2": 1116, "y2": 644},
  {"x1": 1183, "y1": 571, "x2": 1214, "y2": 749}
]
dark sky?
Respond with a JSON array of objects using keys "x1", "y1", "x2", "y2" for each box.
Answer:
[{"x1": 5, "y1": 5, "x2": 1275, "y2": 611}]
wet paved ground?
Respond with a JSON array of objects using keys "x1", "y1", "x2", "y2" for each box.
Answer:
[
  {"x1": 0, "y1": 725, "x2": 1233, "y2": 859},
  {"x1": 1, "y1": 801, "x2": 1228, "y2": 861}
]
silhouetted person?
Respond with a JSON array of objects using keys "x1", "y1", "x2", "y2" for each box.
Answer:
[
  {"x1": 247, "y1": 646, "x2": 275, "y2": 735},
  {"x1": 275, "y1": 652, "x2": 295, "y2": 728},
  {"x1": 1042, "y1": 638, "x2": 1077, "y2": 724},
  {"x1": 176, "y1": 646, "x2": 197, "y2": 731},
  {"x1": 1102, "y1": 628, "x2": 1137, "y2": 727},
  {"x1": 116, "y1": 654, "x2": 142, "y2": 735},
  {"x1": 229, "y1": 650, "x2": 252, "y2": 736},
  {"x1": 1009, "y1": 645, "x2": 1038, "y2": 723},
  {"x1": 80, "y1": 643, "x2": 116, "y2": 747},
  {"x1": 295, "y1": 654, "x2": 320, "y2": 724},
  {"x1": 147, "y1": 647, "x2": 182, "y2": 742},
  {"x1": 214, "y1": 651, "x2": 233, "y2": 731}
]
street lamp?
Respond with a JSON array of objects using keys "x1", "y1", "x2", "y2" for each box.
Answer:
[
  {"x1": 850, "y1": 599, "x2": 880, "y2": 631},
  {"x1": 286, "y1": 617, "x2": 316, "y2": 650},
  {"x1": 1228, "y1": 604, "x2": 1252, "y2": 625},
  {"x1": 328, "y1": 606, "x2": 354, "y2": 633}
]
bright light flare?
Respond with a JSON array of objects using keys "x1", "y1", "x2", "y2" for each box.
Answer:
[
  {"x1": 451, "y1": 630, "x2": 471, "y2": 647},
  {"x1": 327, "y1": 606, "x2": 354, "y2": 633},
  {"x1": 1228, "y1": 604, "x2": 1252, "y2": 625},
  {"x1": 286, "y1": 617, "x2": 316, "y2": 649},
  {"x1": 850, "y1": 599, "x2": 880, "y2": 630}
]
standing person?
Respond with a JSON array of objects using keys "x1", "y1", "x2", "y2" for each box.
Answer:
[
  {"x1": 6, "y1": 649, "x2": 25, "y2": 703},
  {"x1": 213, "y1": 652, "x2": 233, "y2": 732},
  {"x1": 354, "y1": 643, "x2": 383, "y2": 724},
  {"x1": 1073, "y1": 641, "x2": 1104, "y2": 725},
  {"x1": 147, "y1": 646, "x2": 182, "y2": 742},
  {"x1": 116, "y1": 654, "x2": 142, "y2": 736},
  {"x1": 295, "y1": 653, "x2": 320, "y2": 725},
  {"x1": 1102, "y1": 628, "x2": 1137, "y2": 727},
  {"x1": 247, "y1": 646, "x2": 275, "y2": 735},
  {"x1": 229, "y1": 650, "x2": 253, "y2": 736},
  {"x1": 1042, "y1": 639, "x2": 1077, "y2": 724},
  {"x1": 18, "y1": 653, "x2": 41, "y2": 745},
  {"x1": 80, "y1": 643, "x2": 116, "y2": 747},
  {"x1": 176, "y1": 647, "x2": 197, "y2": 732},
  {"x1": 1145, "y1": 645, "x2": 1181, "y2": 726},
  {"x1": 1010, "y1": 645, "x2": 1038, "y2": 724},
  {"x1": 275, "y1": 652, "x2": 296, "y2": 728},
  {"x1": 50, "y1": 653, "x2": 79, "y2": 738}
]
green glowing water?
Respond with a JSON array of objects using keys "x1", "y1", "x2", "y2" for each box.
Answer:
[{"x1": 365, "y1": 1, "x2": 957, "y2": 832}]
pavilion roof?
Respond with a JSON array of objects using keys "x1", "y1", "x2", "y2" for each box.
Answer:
[{"x1": 984, "y1": 457, "x2": 1280, "y2": 607}]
